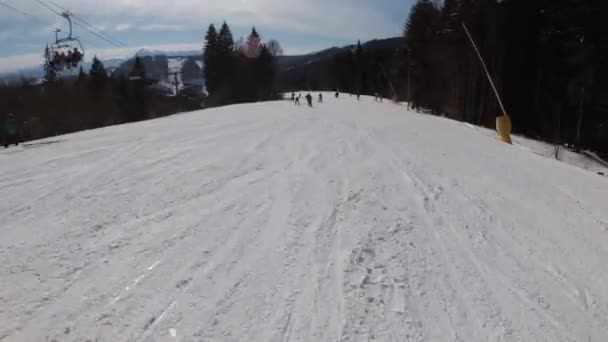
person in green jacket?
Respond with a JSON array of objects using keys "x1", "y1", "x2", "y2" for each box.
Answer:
[{"x1": 2, "y1": 114, "x2": 19, "y2": 148}]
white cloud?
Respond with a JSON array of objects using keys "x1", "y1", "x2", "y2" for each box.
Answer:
[
  {"x1": 18, "y1": 0, "x2": 397, "y2": 40},
  {"x1": 0, "y1": 0, "x2": 405, "y2": 72},
  {"x1": 113, "y1": 23, "x2": 133, "y2": 32},
  {"x1": 138, "y1": 24, "x2": 190, "y2": 32}
]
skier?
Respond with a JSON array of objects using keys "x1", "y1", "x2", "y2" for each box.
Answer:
[
  {"x1": 318, "y1": 93, "x2": 323, "y2": 103},
  {"x1": 2, "y1": 114, "x2": 19, "y2": 148},
  {"x1": 335, "y1": 90, "x2": 339, "y2": 99},
  {"x1": 290, "y1": 93, "x2": 295, "y2": 102},
  {"x1": 305, "y1": 93, "x2": 313, "y2": 107},
  {"x1": 294, "y1": 94, "x2": 301, "y2": 106},
  {"x1": 374, "y1": 92, "x2": 383, "y2": 103}
]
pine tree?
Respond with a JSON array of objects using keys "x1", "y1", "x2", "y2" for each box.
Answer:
[
  {"x1": 402, "y1": 0, "x2": 441, "y2": 110},
  {"x1": 255, "y1": 44, "x2": 277, "y2": 100},
  {"x1": 440, "y1": 0, "x2": 461, "y2": 34},
  {"x1": 218, "y1": 22, "x2": 235, "y2": 53},
  {"x1": 332, "y1": 49, "x2": 356, "y2": 93},
  {"x1": 245, "y1": 27, "x2": 262, "y2": 58},
  {"x1": 203, "y1": 24, "x2": 219, "y2": 95},
  {"x1": 354, "y1": 41, "x2": 362, "y2": 93},
  {"x1": 89, "y1": 56, "x2": 108, "y2": 91},
  {"x1": 77, "y1": 66, "x2": 87, "y2": 82},
  {"x1": 215, "y1": 21, "x2": 236, "y2": 102}
]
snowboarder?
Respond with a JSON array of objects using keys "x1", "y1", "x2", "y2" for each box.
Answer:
[
  {"x1": 305, "y1": 93, "x2": 313, "y2": 107},
  {"x1": 318, "y1": 93, "x2": 323, "y2": 103},
  {"x1": 2, "y1": 114, "x2": 19, "y2": 148}
]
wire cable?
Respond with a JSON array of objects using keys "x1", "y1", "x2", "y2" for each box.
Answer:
[
  {"x1": 33, "y1": 0, "x2": 62, "y2": 16},
  {"x1": 33, "y1": 0, "x2": 123, "y2": 47},
  {"x1": 72, "y1": 20, "x2": 122, "y2": 47},
  {"x1": 0, "y1": 0, "x2": 51, "y2": 25},
  {"x1": 47, "y1": 0, "x2": 126, "y2": 46}
]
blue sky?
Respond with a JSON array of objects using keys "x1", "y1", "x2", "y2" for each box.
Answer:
[{"x1": 0, "y1": 0, "x2": 413, "y2": 72}]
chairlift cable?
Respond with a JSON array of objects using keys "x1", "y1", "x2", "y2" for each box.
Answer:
[
  {"x1": 33, "y1": 0, "x2": 62, "y2": 17},
  {"x1": 72, "y1": 20, "x2": 122, "y2": 47},
  {"x1": 71, "y1": 17, "x2": 126, "y2": 46},
  {"x1": 33, "y1": 0, "x2": 122, "y2": 47},
  {"x1": 47, "y1": 0, "x2": 126, "y2": 46},
  {"x1": 0, "y1": 0, "x2": 51, "y2": 26}
]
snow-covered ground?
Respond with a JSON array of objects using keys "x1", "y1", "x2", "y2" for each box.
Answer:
[
  {"x1": 458, "y1": 121, "x2": 608, "y2": 177},
  {"x1": 1, "y1": 94, "x2": 608, "y2": 341}
]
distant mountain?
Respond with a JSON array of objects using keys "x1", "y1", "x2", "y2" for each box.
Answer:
[
  {"x1": 135, "y1": 48, "x2": 201, "y2": 58},
  {"x1": 1, "y1": 38, "x2": 400, "y2": 86},
  {"x1": 0, "y1": 65, "x2": 45, "y2": 84},
  {"x1": 276, "y1": 37, "x2": 402, "y2": 91},
  {"x1": 276, "y1": 38, "x2": 402, "y2": 72},
  {"x1": 0, "y1": 49, "x2": 200, "y2": 84},
  {"x1": 0, "y1": 57, "x2": 126, "y2": 84}
]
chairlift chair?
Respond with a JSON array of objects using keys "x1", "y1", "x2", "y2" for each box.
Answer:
[{"x1": 44, "y1": 12, "x2": 85, "y2": 73}]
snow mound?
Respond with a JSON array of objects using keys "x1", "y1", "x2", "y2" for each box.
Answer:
[{"x1": 1, "y1": 94, "x2": 607, "y2": 341}]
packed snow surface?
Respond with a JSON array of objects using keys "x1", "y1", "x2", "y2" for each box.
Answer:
[{"x1": 1, "y1": 94, "x2": 608, "y2": 341}]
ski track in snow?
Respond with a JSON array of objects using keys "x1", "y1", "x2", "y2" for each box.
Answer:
[{"x1": 1, "y1": 95, "x2": 608, "y2": 341}]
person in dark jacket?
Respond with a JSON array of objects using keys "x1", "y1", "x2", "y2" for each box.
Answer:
[
  {"x1": 374, "y1": 92, "x2": 383, "y2": 102},
  {"x1": 2, "y1": 114, "x2": 19, "y2": 148},
  {"x1": 318, "y1": 93, "x2": 323, "y2": 103},
  {"x1": 305, "y1": 93, "x2": 313, "y2": 107}
]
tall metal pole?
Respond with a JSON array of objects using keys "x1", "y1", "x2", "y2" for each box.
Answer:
[
  {"x1": 575, "y1": 87, "x2": 585, "y2": 151},
  {"x1": 462, "y1": 22, "x2": 507, "y2": 117},
  {"x1": 407, "y1": 64, "x2": 411, "y2": 110},
  {"x1": 173, "y1": 72, "x2": 179, "y2": 97},
  {"x1": 169, "y1": 71, "x2": 182, "y2": 112},
  {"x1": 379, "y1": 63, "x2": 397, "y2": 101}
]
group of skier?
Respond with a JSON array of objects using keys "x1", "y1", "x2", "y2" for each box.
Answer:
[
  {"x1": 291, "y1": 93, "x2": 315, "y2": 107},
  {"x1": 289, "y1": 90, "x2": 347, "y2": 107},
  {"x1": 290, "y1": 90, "x2": 384, "y2": 107}
]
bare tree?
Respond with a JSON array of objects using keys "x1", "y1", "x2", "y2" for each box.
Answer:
[{"x1": 266, "y1": 39, "x2": 284, "y2": 57}]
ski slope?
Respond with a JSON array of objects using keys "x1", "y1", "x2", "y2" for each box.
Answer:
[{"x1": 1, "y1": 94, "x2": 608, "y2": 342}]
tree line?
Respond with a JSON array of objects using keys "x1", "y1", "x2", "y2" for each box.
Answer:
[
  {"x1": 397, "y1": 0, "x2": 607, "y2": 154},
  {"x1": 203, "y1": 22, "x2": 282, "y2": 106},
  {"x1": 279, "y1": 0, "x2": 606, "y2": 155},
  {"x1": 0, "y1": 56, "x2": 177, "y2": 142},
  {"x1": 1, "y1": 21, "x2": 283, "y2": 143},
  {"x1": 2, "y1": 3, "x2": 606, "y2": 155}
]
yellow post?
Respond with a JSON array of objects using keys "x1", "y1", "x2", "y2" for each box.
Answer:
[
  {"x1": 463, "y1": 23, "x2": 513, "y2": 145},
  {"x1": 496, "y1": 114, "x2": 512, "y2": 144}
]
